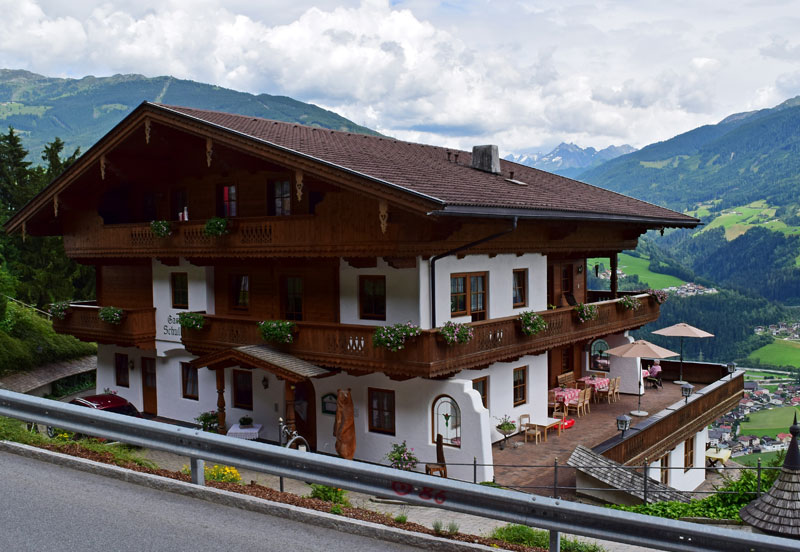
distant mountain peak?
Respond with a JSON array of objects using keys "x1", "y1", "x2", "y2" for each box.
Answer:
[{"x1": 504, "y1": 142, "x2": 637, "y2": 178}]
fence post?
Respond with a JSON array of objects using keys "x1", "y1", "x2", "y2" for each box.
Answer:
[
  {"x1": 190, "y1": 457, "x2": 205, "y2": 486},
  {"x1": 553, "y1": 458, "x2": 559, "y2": 498},
  {"x1": 643, "y1": 457, "x2": 649, "y2": 504},
  {"x1": 280, "y1": 476, "x2": 285, "y2": 493},
  {"x1": 757, "y1": 458, "x2": 762, "y2": 497},
  {"x1": 473, "y1": 457, "x2": 477, "y2": 484},
  {"x1": 549, "y1": 530, "x2": 561, "y2": 552}
]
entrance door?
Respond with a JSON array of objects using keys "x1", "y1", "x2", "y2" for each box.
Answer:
[
  {"x1": 141, "y1": 357, "x2": 158, "y2": 415},
  {"x1": 293, "y1": 380, "x2": 316, "y2": 450}
]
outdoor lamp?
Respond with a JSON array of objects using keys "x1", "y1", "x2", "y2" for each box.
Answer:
[
  {"x1": 681, "y1": 383, "x2": 694, "y2": 404},
  {"x1": 616, "y1": 414, "x2": 631, "y2": 438},
  {"x1": 262, "y1": 375, "x2": 269, "y2": 389},
  {"x1": 727, "y1": 362, "x2": 736, "y2": 380}
]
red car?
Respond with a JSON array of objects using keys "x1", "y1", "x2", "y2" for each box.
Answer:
[{"x1": 46, "y1": 393, "x2": 141, "y2": 438}]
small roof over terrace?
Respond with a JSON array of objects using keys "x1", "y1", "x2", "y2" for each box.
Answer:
[{"x1": 190, "y1": 344, "x2": 330, "y2": 383}]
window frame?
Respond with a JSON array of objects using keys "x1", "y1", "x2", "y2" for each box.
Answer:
[
  {"x1": 359, "y1": 275, "x2": 386, "y2": 321},
  {"x1": 171, "y1": 272, "x2": 189, "y2": 310},
  {"x1": 561, "y1": 264, "x2": 574, "y2": 294},
  {"x1": 660, "y1": 452, "x2": 671, "y2": 485},
  {"x1": 114, "y1": 353, "x2": 129, "y2": 388},
  {"x1": 431, "y1": 394, "x2": 461, "y2": 447},
  {"x1": 218, "y1": 183, "x2": 238, "y2": 217},
  {"x1": 181, "y1": 362, "x2": 198, "y2": 400},
  {"x1": 684, "y1": 436, "x2": 695, "y2": 472},
  {"x1": 561, "y1": 346, "x2": 574, "y2": 375},
  {"x1": 512, "y1": 268, "x2": 527, "y2": 308},
  {"x1": 269, "y1": 179, "x2": 292, "y2": 216},
  {"x1": 368, "y1": 388, "x2": 396, "y2": 435},
  {"x1": 513, "y1": 366, "x2": 527, "y2": 406},
  {"x1": 472, "y1": 376, "x2": 489, "y2": 409},
  {"x1": 450, "y1": 271, "x2": 488, "y2": 321},
  {"x1": 232, "y1": 369, "x2": 253, "y2": 410},
  {"x1": 231, "y1": 274, "x2": 250, "y2": 310},
  {"x1": 282, "y1": 275, "x2": 303, "y2": 321}
]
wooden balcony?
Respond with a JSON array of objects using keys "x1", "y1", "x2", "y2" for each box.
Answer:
[
  {"x1": 182, "y1": 294, "x2": 660, "y2": 378},
  {"x1": 52, "y1": 303, "x2": 156, "y2": 350}
]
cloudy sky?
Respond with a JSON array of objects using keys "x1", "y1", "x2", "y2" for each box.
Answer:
[{"x1": 3, "y1": 0, "x2": 800, "y2": 155}]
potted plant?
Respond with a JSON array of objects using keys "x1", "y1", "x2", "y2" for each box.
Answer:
[
  {"x1": 258, "y1": 320, "x2": 297, "y2": 344},
  {"x1": 239, "y1": 415, "x2": 253, "y2": 428},
  {"x1": 98, "y1": 306, "x2": 124, "y2": 325},
  {"x1": 49, "y1": 301, "x2": 70, "y2": 320},
  {"x1": 573, "y1": 303, "x2": 598, "y2": 323},
  {"x1": 386, "y1": 441, "x2": 418, "y2": 471},
  {"x1": 647, "y1": 288, "x2": 668, "y2": 304},
  {"x1": 150, "y1": 220, "x2": 172, "y2": 238},
  {"x1": 438, "y1": 321, "x2": 473, "y2": 345},
  {"x1": 203, "y1": 216, "x2": 229, "y2": 237},
  {"x1": 372, "y1": 322, "x2": 421, "y2": 352},
  {"x1": 495, "y1": 414, "x2": 516, "y2": 436},
  {"x1": 177, "y1": 312, "x2": 205, "y2": 330},
  {"x1": 195, "y1": 410, "x2": 220, "y2": 433},
  {"x1": 618, "y1": 295, "x2": 641, "y2": 311},
  {"x1": 518, "y1": 310, "x2": 547, "y2": 336}
]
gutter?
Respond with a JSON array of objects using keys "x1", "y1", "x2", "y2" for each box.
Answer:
[{"x1": 429, "y1": 217, "x2": 518, "y2": 328}]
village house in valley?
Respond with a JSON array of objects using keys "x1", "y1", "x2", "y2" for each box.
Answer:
[{"x1": 6, "y1": 102, "x2": 737, "y2": 488}]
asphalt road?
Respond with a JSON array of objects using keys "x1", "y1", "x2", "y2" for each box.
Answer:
[{"x1": 0, "y1": 451, "x2": 420, "y2": 552}]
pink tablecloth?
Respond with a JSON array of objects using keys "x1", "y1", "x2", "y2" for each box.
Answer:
[
  {"x1": 579, "y1": 376, "x2": 609, "y2": 390},
  {"x1": 552, "y1": 387, "x2": 580, "y2": 403},
  {"x1": 642, "y1": 369, "x2": 650, "y2": 378}
]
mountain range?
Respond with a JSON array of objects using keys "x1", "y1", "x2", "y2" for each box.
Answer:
[
  {"x1": 504, "y1": 142, "x2": 637, "y2": 178},
  {"x1": 0, "y1": 69, "x2": 377, "y2": 161}
]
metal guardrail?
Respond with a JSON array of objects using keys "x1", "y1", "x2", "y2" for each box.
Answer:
[{"x1": 0, "y1": 389, "x2": 796, "y2": 552}]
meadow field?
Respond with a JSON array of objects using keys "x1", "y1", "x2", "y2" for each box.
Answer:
[
  {"x1": 738, "y1": 406, "x2": 800, "y2": 438},
  {"x1": 748, "y1": 340, "x2": 800, "y2": 369}
]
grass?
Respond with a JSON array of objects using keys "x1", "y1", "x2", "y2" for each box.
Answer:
[
  {"x1": 743, "y1": 368, "x2": 793, "y2": 379},
  {"x1": 739, "y1": 406, "x2": 800, "y2": 438},
  {"x1": 490, "y1": 524, "x2": 606, "y2": 552},
  {"x1": 748, "y1": 340, "x2": 800, "y2": 368},
  {"x1": 735, "y1": 450, "x2": 786, "y2": 468},
  {"x1": 588, "y1": 253, "x2": 686, "y2": 289}
]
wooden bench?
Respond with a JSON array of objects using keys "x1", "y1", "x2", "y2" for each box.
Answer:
[{"x1": 557, "y1": 371, "x2": 576, "y2": 388}]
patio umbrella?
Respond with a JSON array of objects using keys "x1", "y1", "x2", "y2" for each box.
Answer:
[
  {"x1": 333, "y1": 388, "x2": 356, "y2": 460},
  {"x1": 652, "y1": 323, "x2": 714, "y2": 385},
  {"x1": 605, "y1": 340, "x2": 679, "y2": 417}
]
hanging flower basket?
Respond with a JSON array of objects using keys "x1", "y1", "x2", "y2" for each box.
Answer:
[
  {"x1": 373, "y1": 322, "x2": 421, "y2": 352},
  {"x1": 618, "y1": 295, "x2": 641, "y2": 311},
  {"x1": 258, "y1": 320, "x2": 297, "y2": 344},
  {"x1": 98, "y1": 306, "x2": 124, "y2": 325},
  {"x1": 203, "y1": 217, "x2": 229, "y2": 237},
  {"x1": 177, "y1": 312, "x2": 205, "y2": 330},
  {"x1": 573, "y1": 303, "x2": 598, "y2": 323},
  {"x1": 438, "y1": 321, "x2": 473, "y2": 345},
  {"x1": 647, "y1": 288, "x2": 668, "y2": 304},
  {"x1": 150, "y1": 220, "x2": 172, "y2": 238},
  {"x1": 518, "y1": 311, "x2": 547, "y2": 336},
  {"x1": 49, "y1": 301, "x2": 70, "y2": 320}
]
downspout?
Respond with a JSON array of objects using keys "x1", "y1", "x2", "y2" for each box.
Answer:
[{"x1": 429, "y1": 217, "x2": 518, "y2": 328}]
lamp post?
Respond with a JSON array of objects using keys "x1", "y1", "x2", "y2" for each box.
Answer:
[
  {"x1": 681, "y1": 383, "x2": 694, "y2": 404},
  {"x1": 727, "y1": 362, "x2": 736, "y2": 380},
  {"x1": 617, "y1": 414, "x2": 632, "y2": 439}
]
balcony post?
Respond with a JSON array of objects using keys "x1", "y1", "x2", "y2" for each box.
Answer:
[
  {"x1": 215, "y1": 369, "x2": 227, "y2": 433},
  {"x1": 285, "y1": 380, "x2": 296, "y2": 432},
  {"x1": 610, "y1": 253, "x2": 619, "y2": 299}
]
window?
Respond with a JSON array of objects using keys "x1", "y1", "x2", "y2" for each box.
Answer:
[
  {"x1": 359, "y1": 275, "x2": 386, "y2": 320},
  {"x1": 282, "y1": 276, "x2": 303, "y2": 321},
  {"x1": 171, "y1": 272, "x2": 189, "y2": 309},
  {"x1": 368, "y1": 388, "x2": 395, "y2": 434},
  {"x1": 512, "y1": 269, "x2": 527, "y2": 308},
  {"x1": 660, "y1": 452, "x2": 671, "y2": 485},
  {"x1": 472, "y1": 376, "x2": 489, "y2": 409},
  {"x1": 232, "y1": 370, "x2": 253, "y2": 410},
  {"x1": 269, "y1": 180, "x2": 291, "y2": 216},
  {"x1": 231, "y1": 275, "x2": 249, "y2": 309},
  {"x1": 115, "y1": 353, "x2": 129, "y2": 387},
  {"x1": 513, "y1": 367, "x2": 527, "y2": 406},
  {"x1": 590, "y1": 339, "x2": 610, "y2": 371},
  {"x1": 684, "y1": 437, "x2": 695, "y2": 471},
  {"x1": 432, "y1": 395, "x2": 461, "y2": 447},
  {"x1": 181, "y1": 363, "x2": 198, "y2": 400},
  {"x1": 561, "y1": 346, "x2": 574, "y2": 375},
  {"x1": 561, "y1": 264, "x2": 573, "y2": 294},
  {"x1": 172, "y1": 188, "x2": 187, "y2": 219},
  {"x1": 450, "y1": 272, "x2": 487, "y2": 321},
  {"x1": 219, "y1": 184, "x2": 237, "y2": 217}
]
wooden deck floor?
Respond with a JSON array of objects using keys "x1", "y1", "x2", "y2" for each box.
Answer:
[{"x1": 491, "y1": 381, "x2": 706, "y2": 498}]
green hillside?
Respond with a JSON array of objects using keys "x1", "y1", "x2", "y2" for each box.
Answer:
[
  {"x1": 739, "y1": 406, "x2": 800, "y2": 439},
  {"x1": 748, "y1": 340, "x2": 800, "y2": 368},
  {"x1": 588, "y1": 253, "x2": 686, "y2": 289},
  {"x1": 0, "y1": 69, "x2": 379, "y2": 161}
]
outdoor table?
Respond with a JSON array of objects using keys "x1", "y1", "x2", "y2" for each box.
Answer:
[
  {"x1": 705, "y1": 447, "x2": 731, "y2": 468},
  {"x1": 552, "y1": 387, "x2": 580, "y2": 404},
  {"x1": 579, "y1": 376, "x2": 609, "y2": 390},
  {"x1": 227, "y1": 423, "x2": 262, "y2": 440},
  {"x1": 534, "y1": 417, "x2": 562, "y2": 441}
]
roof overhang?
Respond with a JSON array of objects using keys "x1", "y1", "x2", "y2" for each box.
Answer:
[{"x1": 190, "y1": 345, "x2": 330, "y2": 383}]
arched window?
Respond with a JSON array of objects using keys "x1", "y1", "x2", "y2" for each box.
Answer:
[
  {"x1": 590, "y1": 339, "x2": 610, "y2": 371},
  {"x1": 432, "y1": 395, "x2": 461, "y2": 447}
]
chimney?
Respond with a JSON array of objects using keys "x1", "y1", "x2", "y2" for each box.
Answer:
[{"x1": 471, "y1": 145, "x2": 501, "y2": 174}]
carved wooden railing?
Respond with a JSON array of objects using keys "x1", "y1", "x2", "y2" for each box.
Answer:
[
  {"x1": 52, "y1": 303, "x2": 156, "y2": 350},
  {"x1": 182, "y1": 294, "x2": 660, "y2": 378},
  {"x1": 596, "y1": 371, "x2": 744, "y2": 465}
]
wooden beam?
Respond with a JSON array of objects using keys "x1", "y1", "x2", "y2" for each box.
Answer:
[
  {"x1": 383, "y1": 257, "x2": 417, "y2": 269},
  {"x1": 344, "y1": 257, "x2": 377, "y2": 268},
  {"x1": 216, "y1": 369, "x2": 226, "y2": 434},
  {"x1": 285, "y1": 380, "x2": 296, "y2": 432}
]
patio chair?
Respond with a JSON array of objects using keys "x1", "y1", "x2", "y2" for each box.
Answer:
[
  {"x1": 612, "y1": 377, "x2": 621, "y2": 402},
  {"x1": 595, "y1": 380, "x2": 612, "y2": 404},
  {"x1": 552, "y1": 398, "x2": 567, "y2": 422},
  {"x1": 547, "y1": 390, "x2": 557, "y2": 413},
  {"x1": 646, "y1": 364, "x2": 663, "y2": 389},
  {"x1": 583, "y1": 385, "x2": 592, "y2": 413},
  {"x1": 567, "y1": 388, "x2": 587, "y2": 417},
  {"x1": 519, "y1": 414, "x2": 541, "y2": 444},
  {"x1": 425, "y1": 434, "x2": 447, "y2": 478}
]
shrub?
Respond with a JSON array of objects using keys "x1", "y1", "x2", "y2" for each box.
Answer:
[
  {"x1": 432, "y1": 520, "x2": 444, "y2": 535},
  {"x1": 203, "y1": 216, "x2": 229, "y2": 237},
  {"x1": 618, "y1": 295, "x2": 641, "y2": 310},
  {"x1": 195, "y1": 410, "x2": 220, "y2": 433},
  {"x1": 48, "y1": 301, "x2": 70, "y2": 320},
  {"x1": 309, "y1": 484, "x2": 350, "y2": 506},
  {"x1": 573, "y1": 303, "x2": 598, "y2": 323},
  {"x1": 150, "y1": 220, "x2": 172, "y2": 237},
  {"x1": 394, "y1": 514, "x2": 408, "y2": 523},
  {"x1": 98, "y1": 306, "x2": 123, "y2": 325},
  {"x1": 330, "y1": 504, "x2": 343, "y2": 515},
  {"x1": 438, "y1": 321, "x2": 473, "y2": 345},
  {"x1": 518, "y1": 311, "x2": 547, "y2": 336},
  {"x1": 177, "y1": 311, "x2": 205, "y2": 330},
  {"x1": 490, "y1": 524, "x2": 606, "y2": 552},
  {"x1": 258, "y1": 320, "x2": 296, "y2": 344},
  {"x1": 386, "y1": 440, "x2": 419, "y2": 471},
  {"x1": 373, "y1": 322, "x2": 421, "y2": 352},
  {"x1": 182, "y1": 463, "x2": 242, "y2": 483},
  {"x1": 446, "y1": 521, "x2": 460, "y2": 535}
]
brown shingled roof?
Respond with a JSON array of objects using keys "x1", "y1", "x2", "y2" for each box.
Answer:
[{"x1": 156, "y1": 103, "x2": 697, "y2": 227}]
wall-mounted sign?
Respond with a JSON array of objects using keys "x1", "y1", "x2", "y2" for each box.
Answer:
[{"x1": 321, "y1": 393, "x2": 337, "y2": 415}]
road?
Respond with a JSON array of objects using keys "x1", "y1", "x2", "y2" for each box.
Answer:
[{"x1": 0, "y1": 451, "x2": 420, "y2": 552}]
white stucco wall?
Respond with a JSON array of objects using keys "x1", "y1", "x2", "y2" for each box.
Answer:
[
  {"x1": 607, "y1": 332, "x2": 645, "y2": 395},
  {"x1": 152, "y1": 258, "x2": 214, "y2": 356},
  {"x1": 339, "y1": 258, "x2": 422, "y2": 326}
]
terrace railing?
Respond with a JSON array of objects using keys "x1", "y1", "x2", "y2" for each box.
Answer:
[{"x1": 52, "y1": 303, "x2": 156, "y2": 350}]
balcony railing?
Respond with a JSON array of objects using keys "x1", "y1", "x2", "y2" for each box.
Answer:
[
  {"x1": 182, "y1": 294, "x2": 660, "y2": 378},
  {"x1": 52, "y1": 303, "x2": 156, "y2": 350}
]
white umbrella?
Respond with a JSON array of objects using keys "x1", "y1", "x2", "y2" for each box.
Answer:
[
  {"x1": 652, "y1": 323, "x2": 714, "y2": 384},
  {"x1": 605, "y1": 340, "x2": 679, "y2": 417}
]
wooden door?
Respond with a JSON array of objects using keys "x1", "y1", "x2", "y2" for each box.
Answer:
[
  {"x1": 141, "y1": 357, "x2": 158, "y2": 415},
  {"x1": 293, "y1": 380, "x2": 316, "y2": 450}
]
